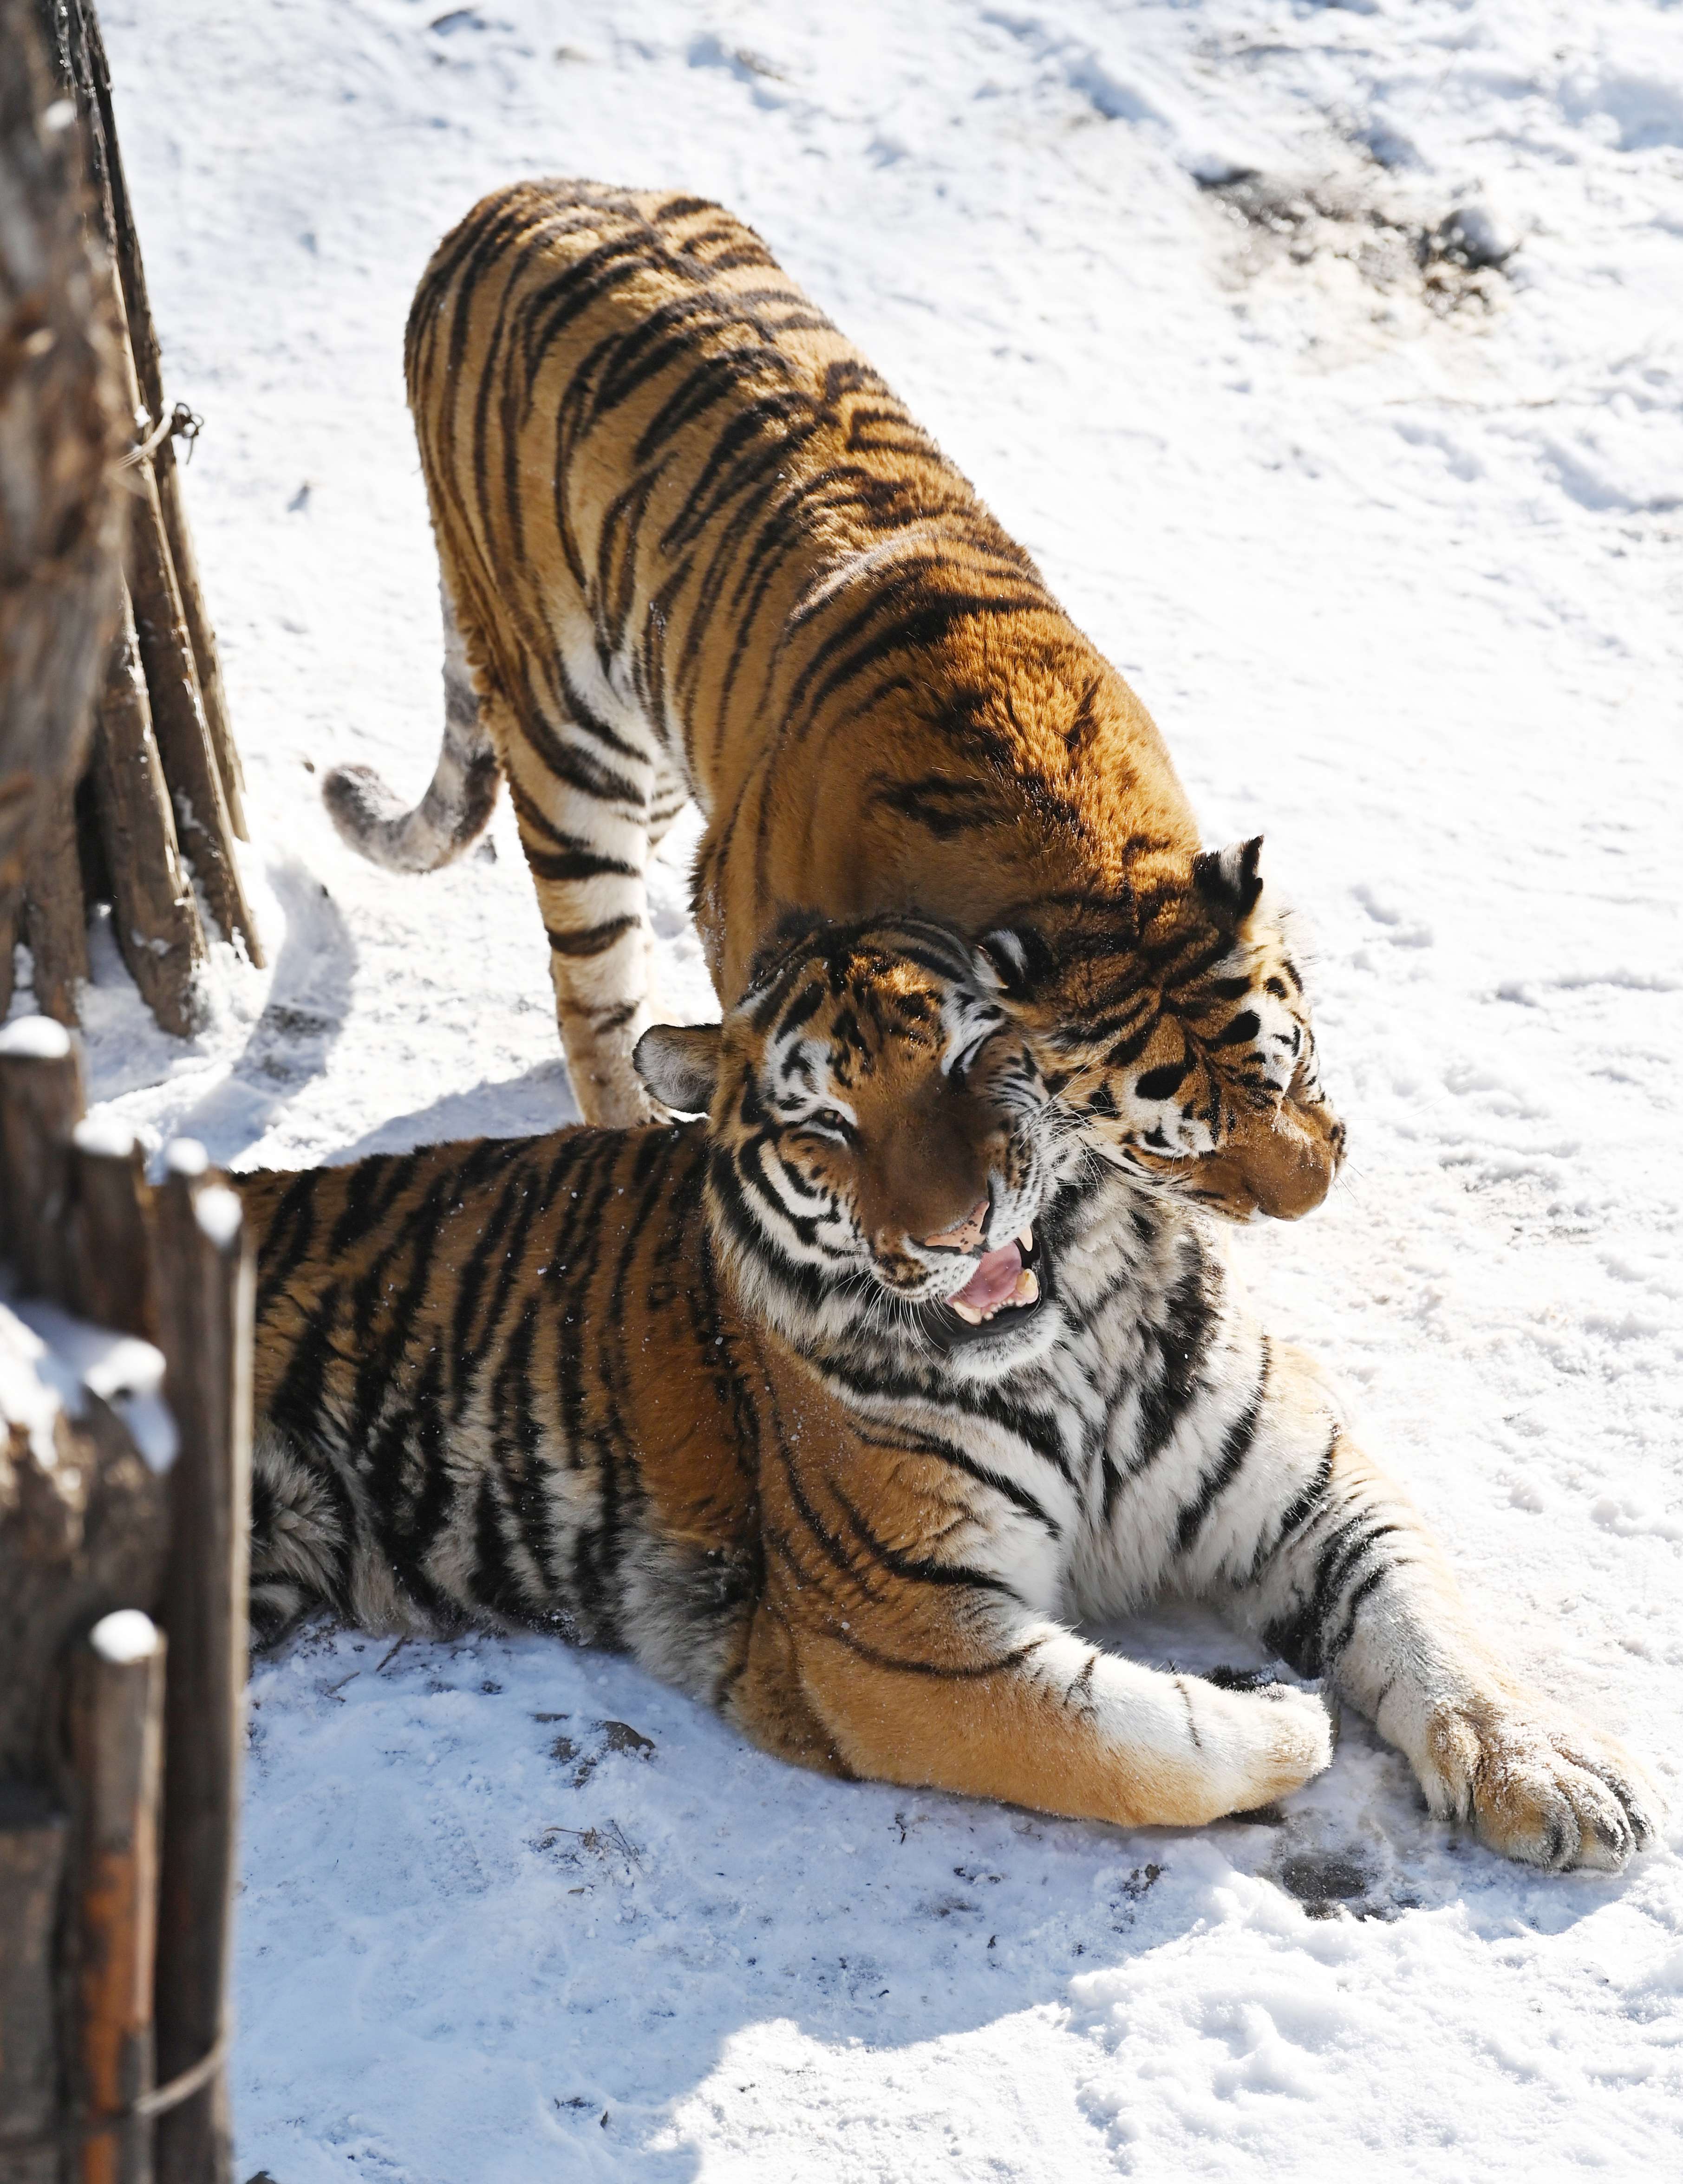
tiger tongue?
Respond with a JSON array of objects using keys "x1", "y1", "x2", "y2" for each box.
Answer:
[{"x1": 952, "y1": 1242, "x2": 1024, "y2": 1314}]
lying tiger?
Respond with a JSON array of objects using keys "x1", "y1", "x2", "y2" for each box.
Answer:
[
  {"x1": 325, "y1": 179, "x2": 1341, "y2": 1223},
  {"x1": 242, "y1": 915, "x2": 1656, "y2": 1869}
]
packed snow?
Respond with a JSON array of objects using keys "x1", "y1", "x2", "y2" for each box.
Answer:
[{"x1": 15, "y1": 0, "x2": 1682, "y2": 2174}]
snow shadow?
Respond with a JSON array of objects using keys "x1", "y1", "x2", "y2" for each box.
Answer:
[
  {"x1": 170, "y1": 859, "x2": 356, "y2": 1163},
  {"x1": 235, "y1": 1612, "x2": 1648, "y2": 2179},
  {"x1": 330, "y1": 1058, "x2": 581, "y2": 1161}
]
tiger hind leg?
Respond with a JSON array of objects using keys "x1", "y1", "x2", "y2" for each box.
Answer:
[
  {"x1": 249, "y1": 1422, "x2": 350, "y2": 1647},
  {"x1": 322, "y1": 578, "x2": 503, "y2": 873},
  {"x1": 741, "y1": 1608, "x2": 1334, "y2": 1827}
]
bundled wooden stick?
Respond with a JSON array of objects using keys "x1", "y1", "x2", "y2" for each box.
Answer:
[
  {"x1": 74, "y1": 0, "x2": 248, "y2": 845},
  {"x1": 20, "y1": 780, "x2": 91, "y2": 1027},
  {"x1": 59, "y1": 0, "x2": 262, "y2": 970},
  {"x1": 88, "y1": 596, "x2": 209, "y2": 1040},
  {"x1": 7, "y1": 0, "x2": 263, "y2": 1043}
]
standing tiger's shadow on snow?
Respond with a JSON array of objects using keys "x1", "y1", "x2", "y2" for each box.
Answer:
[
  {"x1": 329, "y1": 1056, "x2": 583, "y2": 1161},
  {"x1": 168, "y1": 859, "x2": 356, "y2": 1162}
]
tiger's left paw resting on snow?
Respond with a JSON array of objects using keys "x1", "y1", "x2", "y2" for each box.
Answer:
[{"x1": 1422, "y1": 1695, "x2": 1662, "y2": 1872}]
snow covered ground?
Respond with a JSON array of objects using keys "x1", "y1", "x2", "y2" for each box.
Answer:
[{"x1": 20, "y1": 0, "x2": 1683, "y2": 2173}]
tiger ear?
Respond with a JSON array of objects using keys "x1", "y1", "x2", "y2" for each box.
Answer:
[
  {"x1": 975, "y1": 926, "x2": 1050, "y2": 999},
  {"x1": 633, "y1": 1024, "x2": 721, "y2": 1115},
  {"x1": 1192, "y1": 836, "x2": 1265, "y2": 920}
]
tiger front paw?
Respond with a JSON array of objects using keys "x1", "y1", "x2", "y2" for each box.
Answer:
[
  {"x1": 1422, "y1": 1692, "x2": 1662, "y2": 1872},
  {"x1": 1197, "y1": 1677, "x2": 1336, "y2": 1820}
]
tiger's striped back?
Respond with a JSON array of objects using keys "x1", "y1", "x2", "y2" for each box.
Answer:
[{"x1": 325, "y1": 180, "x2": 1343, "y2": 1220}]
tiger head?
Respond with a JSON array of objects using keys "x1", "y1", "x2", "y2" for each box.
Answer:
[
  {"x1": 634, "y1": 914, "x2": 1065, "y2": 1376},
  {"x1": 972, "y1": 838, "x2": 1345, "y2": 1222}
]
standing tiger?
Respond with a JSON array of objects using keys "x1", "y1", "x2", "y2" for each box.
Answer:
[
  {"x1": 242, "y1": 915, "x2": 1656, "y2": 1870},
  {"x1": 325, "y1": 180, "x2": 1341, "y2": 1222}
]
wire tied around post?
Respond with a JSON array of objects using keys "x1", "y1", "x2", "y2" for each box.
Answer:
[{"x1": 116, "y1": 397, "x2": 202, "y2": 470}]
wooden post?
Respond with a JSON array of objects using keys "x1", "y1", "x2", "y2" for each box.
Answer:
[
  {"x1": 89, "y1": 594, "x2": 209, "y2": 1040},
  {"x1": 150, "y1": 1145, "x2": 252, "y2": 2184},
  {"x1": 0, "y1": 0, "x2": 124, "y2": 915},
  {"x1": 0, "y1": 1014, "x2": 85, "y2": 1306},
  {"x1": 20, "y1": 779, "x2": 91, "y2": 1027},
  {"x1": 0, "y1": 1785, "x2": 66, "y2": 2184},
  {"x1": 66, "y1": 1610, "x2": 166, "y2": 2184},
  {"x1": 0, "y1": 899, "x2": 17, "y2": 1022},
  {"x1": 68, "y1": 1115, "x2": 157, "y2": 1341},
  {"x1": 1, "y1": 1327, "x2": 170, "y2": 2183}
]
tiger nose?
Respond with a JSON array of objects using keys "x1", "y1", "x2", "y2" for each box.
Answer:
[{"x1": 922, "y1": 1198, "x2": 989, "y2": 1253}]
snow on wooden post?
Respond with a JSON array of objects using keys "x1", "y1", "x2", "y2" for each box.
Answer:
[{"x1": 150, "y1": 1145, "x2": 252, "y2": 2184}]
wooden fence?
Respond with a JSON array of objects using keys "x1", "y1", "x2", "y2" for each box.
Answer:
[
  {"x1": 3, "y1": 7, "x2": 257, "y2": 2163},
  {"x1": 0, "y1": 1018, "x2": 252, "y2": 2183}
]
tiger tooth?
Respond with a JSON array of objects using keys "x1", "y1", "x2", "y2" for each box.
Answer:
[
  {"x1": 1018, "y1": 1227, "x2": 1033, "y2": 1253},
  {"x1": 1012, "y1": 1269, "x2": 1040, "y2": 1307},
  {"x1": 950, "y1": 1300, "x2": 984, "y2": 1325}
]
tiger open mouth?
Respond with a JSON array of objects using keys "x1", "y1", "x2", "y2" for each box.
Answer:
[{"x1": 921, "y1": 1228, "x2": 1050, "y2": 1353}]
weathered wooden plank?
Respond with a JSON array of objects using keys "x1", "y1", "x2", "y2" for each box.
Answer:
[
  {"x1": 20, "y1": 776, "x2": 91, "y2": 1029},
  {"x1": 0, "y1": 1013, "x2": 85, "y2": 1303},
  {"x1": 66, "y1": 1611, "x2": 166, "y2": 2184},
  {"x1": 0, "y1": 1785, "x2": 66, "y2": 2184},
  {"x1": 68, "y1": 1113, "x2": 156, "y2": 1342},
  {"x1": 0, "y1": 895, "x2": 17, "y2": 1021},
  {"x1": 150, "y1": 1148, "x2": 252, "y2": 2184},
  {"x1": 0, "y1": 1338, "x2": 171, "y2": 1792},
  {"x1": 0, "y1": 0, "x2": 125, "y2": 915}
]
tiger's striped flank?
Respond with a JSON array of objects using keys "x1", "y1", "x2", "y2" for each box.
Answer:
[{"x1": 242, "y1": 916, "x2": 1657, "y2": 1867}]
